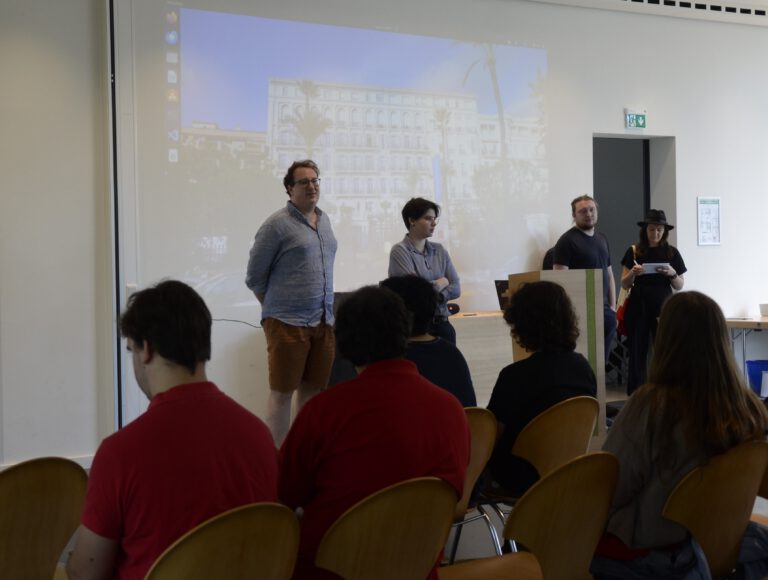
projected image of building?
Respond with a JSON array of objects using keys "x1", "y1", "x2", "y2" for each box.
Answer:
[
  {"x1": 182, "y1": 123, "x2": 270, "y2": 171},
  {"x1": 268, "y1": 78, "x2": 472, "y2": 202},
  {"x1": 176, "y1": 75, "x2": 546, "y2": 288},
  {"x1": 266, "y1": 77, "x2": 544, "y2": 212}
]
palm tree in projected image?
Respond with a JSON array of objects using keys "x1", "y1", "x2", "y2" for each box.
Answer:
[
  {"x1": 405, "y1": 168, "x2": 424, "y2": 197},
  {"x1": 296, "y1": 79, "x2": 319, "y2": 111},
  {"x1": 461, "y1": 43, "x2": 508, "y2": 162},
  {"x1": 433, "y1": 108, "x2": 451, "y2": 198},
  {"x1": 290, "y1": 79, "x2": 332, "y2": 158}
]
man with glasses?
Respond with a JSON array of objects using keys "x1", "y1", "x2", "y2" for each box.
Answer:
[
  {"x1": 246, "y1": 160, "x2": 337, "y2": 445},
  {"x1": 553, "y1": 194, "x2": 617, "y2": 362}
]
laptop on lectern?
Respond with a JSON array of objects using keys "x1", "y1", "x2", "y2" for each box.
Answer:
[{"x1": 494, "y1": 280, "x2": 509, "y2": 311}]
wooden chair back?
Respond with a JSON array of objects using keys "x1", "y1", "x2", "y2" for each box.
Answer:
[
  {"x1": 663, "y1": 440, "x2": 768, "y2": 579},
  {"x1": 0, "y1": 457, "x2": 87, "y2": 578},
  {"x1": 315, "y1": 477, "x2": 458, "y2": 580},
  {"x1": 504, "y1": 451, "x2": 619, "y2": 580},
  {"x1": 455, "y1": 407, "x2": 497, "y2": 519},
  {"x1": 512, "y1": 396, "x2": 599, "y2": 479},
  {"x1": 145, "y1": 502, "x2": 299, "y2": 580},
  {"x1": 758, "y1": 460, "x2": 768, "y2": 500}
]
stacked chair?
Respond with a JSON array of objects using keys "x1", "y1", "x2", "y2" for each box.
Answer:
[
  {"x1": 0, "y1": 457, "x2": 87, "y2": 579},
  {"x1": 448, "y1": 407, "x2": 502, "y2": 563},
  {"x1": 315, "y1": 477, "x2": 458, "y2": 580},
  {"x1": 481, "y1": 396, "x2": 600, "y2": 535},
  {"x1": 663, "y1": 440, "x2": 768, "y2": 580},
  {"x1": 145, "y1": 502, "x2": 299, "y2": 579},
  {"x1": 440, "y1": 452, "x2": 619, "y2": 580}
]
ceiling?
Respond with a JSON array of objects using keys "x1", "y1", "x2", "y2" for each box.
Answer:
[{"x1": 526, "y1": 0, "x2": 768, "y2": 26}]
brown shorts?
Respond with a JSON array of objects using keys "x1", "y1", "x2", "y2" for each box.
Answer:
[{"x1": 263, "y1": 318, "x2": 335, "y2": 393}]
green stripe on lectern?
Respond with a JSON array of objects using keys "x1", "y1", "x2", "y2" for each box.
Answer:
[{"x1": 585, "y1": 270, "x2": 597, "y2": 372}]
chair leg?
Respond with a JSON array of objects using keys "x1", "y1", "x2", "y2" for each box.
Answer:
[
  {"x1": 482, "y1": 501, "x2": 516, "y2": 553},
  {"x1": 448, "y1": 522, "x2": 463, "y2": 564},
  {"x1": 484, "y1": 500, "x2": 508, "y2": 526},
  {"x1": 476, "y1": 505, "x2": 502, "y2": 556}
]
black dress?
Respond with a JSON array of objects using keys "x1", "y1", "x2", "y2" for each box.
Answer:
[{"x1": 620, "y1": 244, "x2": 687, "y2": 394}]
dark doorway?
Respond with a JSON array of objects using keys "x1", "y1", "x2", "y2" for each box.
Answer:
[{"x1": 593, "y1": 137, "x2": 650, "y2": 289}]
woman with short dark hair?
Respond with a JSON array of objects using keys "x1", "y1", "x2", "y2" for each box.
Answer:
[{"x1": 380, "y1": 275, "x2": 476, "y2": 407}]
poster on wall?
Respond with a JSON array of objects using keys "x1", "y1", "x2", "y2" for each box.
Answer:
[{"x1": 697, "y1": 196, "x2": 721, "y2": 246}]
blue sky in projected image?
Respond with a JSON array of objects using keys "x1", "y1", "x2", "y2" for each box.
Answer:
[{"x1": 179, "y1": 9, "x2": 548, "y2": 132}]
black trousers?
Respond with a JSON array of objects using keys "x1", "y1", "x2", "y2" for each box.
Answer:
[
  {"x1": 604, "y1": 307, "x2": 617, "y2": 366},
  {"x1": 625, "y1": 301, "x2": 658, "y2": 395}
]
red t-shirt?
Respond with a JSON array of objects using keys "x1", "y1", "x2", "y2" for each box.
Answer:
[
  {"x1": 81, "y1": 382, "x2": 278, "y2": 579},
  {"x1": 279, "y1": 359, "x2": 470, "y2": 579}
]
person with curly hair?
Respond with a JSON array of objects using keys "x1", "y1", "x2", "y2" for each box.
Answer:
[{"x1": 485, "y1": 280, "x2": 596, "y2": 495}]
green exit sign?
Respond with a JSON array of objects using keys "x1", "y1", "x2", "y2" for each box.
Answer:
[{"x1": 625, "y1": 110, "x2": 647, "y2": 129}]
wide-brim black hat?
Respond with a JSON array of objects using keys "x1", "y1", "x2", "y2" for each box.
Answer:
[{"x1": 637, "y1": 209, "x2": 674, "y2": 230}]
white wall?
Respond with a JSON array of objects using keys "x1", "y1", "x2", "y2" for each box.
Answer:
[
  {"x1": 0, "y1": 0, "x2": 113, "y2": 466},
  {"x1": 3, "y1": 0, "x2": 768, "y2": 464},
  {"x1": 527, "y1": 3, "x2": 768, "y2": 317}
]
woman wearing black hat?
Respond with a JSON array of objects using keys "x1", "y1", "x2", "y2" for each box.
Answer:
[{"x1": 620, "y1": 210, "x2": 686, "y2": 394}]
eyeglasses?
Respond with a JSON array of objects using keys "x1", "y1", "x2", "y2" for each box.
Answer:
[{"x1": 293, "y1": 178, "x2": 321, "y2": 187}]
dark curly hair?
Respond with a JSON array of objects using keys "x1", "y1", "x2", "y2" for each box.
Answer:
[
  {"x1": 120, "y1": 280, "x2": 212, "y2": 373},
  {"x1": 379, "y1": 275, "x2": 437, "y2": 336},
  {"x1": 335, "y1": 286, "x2": 411, "y2": 366},
  {"x1": 504, "y1": 281, "x2": 578, "y2": 352}
]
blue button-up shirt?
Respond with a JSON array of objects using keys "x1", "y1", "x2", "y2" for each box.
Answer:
[
  {"x1": 388, "y1": 235, "x2": 460, "y2": 319},
  {"x1": 246, "y1": 202, "x2": 337, "y2": 326}
]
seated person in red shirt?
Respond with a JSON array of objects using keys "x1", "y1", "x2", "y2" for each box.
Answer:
[
  {"x1": 67, "y1": 280, "x2": 278, "y2": 580},
  {"x1": 279, "y1": 285, "x2": 470, "y2": 579},
  {"x1": 380, "y1": 275, "x2": 476, "y2": 407}
]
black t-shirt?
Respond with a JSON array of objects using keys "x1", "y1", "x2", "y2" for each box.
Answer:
[
  {"x1": 554, "y1": 227, "x2": 612, "y2": 306},
  {"x1": 486, "y1": 350, "x2": 596, "y2": 494},
  {"x1": 620, "y1": 244, "x2": 687, "y2": 314},
  {"x1": 405, "y1": 338, "x2": 477, "y2": 408}
]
